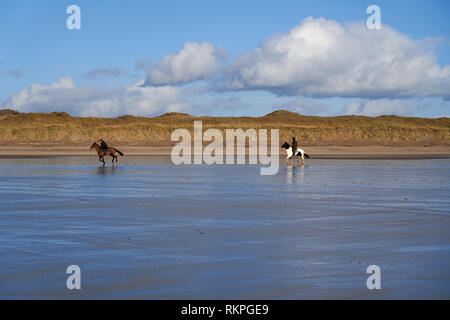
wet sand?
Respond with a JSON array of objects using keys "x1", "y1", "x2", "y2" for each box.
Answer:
[
  {"x1": 0, "y1": 145, "x2": 449, "y2": 159},
  {"x1": 0, "y1": 156, "x2": 449, "y2": 299}
]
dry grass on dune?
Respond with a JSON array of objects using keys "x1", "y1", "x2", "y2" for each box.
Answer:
[{"x1": 0, "y1": 109, "x2": 448, "y2": 147}]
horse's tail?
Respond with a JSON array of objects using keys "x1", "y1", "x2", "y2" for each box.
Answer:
[
  {"x1": 112, "y1": 148, "x2": 124, "y2": 156},
  {"x1": 304, "y1": 153, "x2": 310, "y2": 159}
]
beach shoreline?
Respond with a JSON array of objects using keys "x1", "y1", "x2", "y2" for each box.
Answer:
[{"x1": 0, "y1": 145, "x2": 449, "y2": 159}]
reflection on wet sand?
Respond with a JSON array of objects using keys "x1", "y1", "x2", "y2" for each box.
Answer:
[
  {"x1": 96, "y1": 165, "x2": 117, "y2": 175},
  {"x1": 0, "y1": 156, "x2": 449, "y2": 299},
  {"x1": 285, "y1": 163, "x2": 306, "y2": 184}
]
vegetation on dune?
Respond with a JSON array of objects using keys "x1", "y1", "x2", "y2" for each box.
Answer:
[
  {"x1": 0, "y1": 109, "x2": 448, "y2": 146},
  {"x1": 0, "y1": 109, "x2": 21, "y2": 117}
]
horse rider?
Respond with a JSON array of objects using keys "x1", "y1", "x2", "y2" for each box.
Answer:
[
  {"x1": 99, "y1": 139, "x2": 109, "y2": 152},
  {"x1": 291, "y1": 137, "x2": 298, "y2": 152}
]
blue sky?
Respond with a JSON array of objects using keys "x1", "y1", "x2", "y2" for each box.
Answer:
[{"x1": 1, "y1": 0, "x2": 449, "y2": 117}]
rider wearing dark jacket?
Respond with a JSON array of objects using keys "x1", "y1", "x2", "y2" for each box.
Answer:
[
  {"x1": 100, "y1": 139, "x2": 109, "y2": 151},
  {"x1": 291, "y1": 137, "x2": 298, "y2": 151}
]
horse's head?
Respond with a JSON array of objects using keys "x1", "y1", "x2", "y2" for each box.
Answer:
[
  {"x1": 90, "y1": 142, "x2": 98, "y2": 150},
  {"x1": 281, "y1": 142, "x2": 290, "y2": 149}
]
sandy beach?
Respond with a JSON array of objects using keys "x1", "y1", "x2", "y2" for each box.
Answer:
[
  {"x1": 0, "y1": 145, "x2": 449, "y2": 158},
  {"x1": 0, "y1": 156, "x2": 449, "y2": 299}
]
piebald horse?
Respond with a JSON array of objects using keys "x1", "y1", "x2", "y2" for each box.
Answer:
[
  {"x1": 90, "y1": 142, "x2": 124, "y2": 165},
  {"x1": 281, "y1": 142, "x2": 310, "y2": 166}
]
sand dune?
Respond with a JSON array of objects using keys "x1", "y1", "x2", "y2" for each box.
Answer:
[{"x1": 0, "y1": 109, "x2": 448, "y2": 148}]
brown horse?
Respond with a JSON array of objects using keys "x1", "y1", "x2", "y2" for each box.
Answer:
[{"x1": 90, "y1": 142, "x2": 124, "y2": 165}]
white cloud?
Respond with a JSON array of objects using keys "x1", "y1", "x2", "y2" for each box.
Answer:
[
  {"x1": 223, "y1": 17, "x2": 450, "y2": 99},
  {"x1": 4, "y1": 77, "x2": 191, "y2": 117},
  {"x1": 145, "y1": 42, "x2": 227, "y2": 86},
  {"x1": 344, "y1": 99, "x2": 422, "y2": 116}
]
